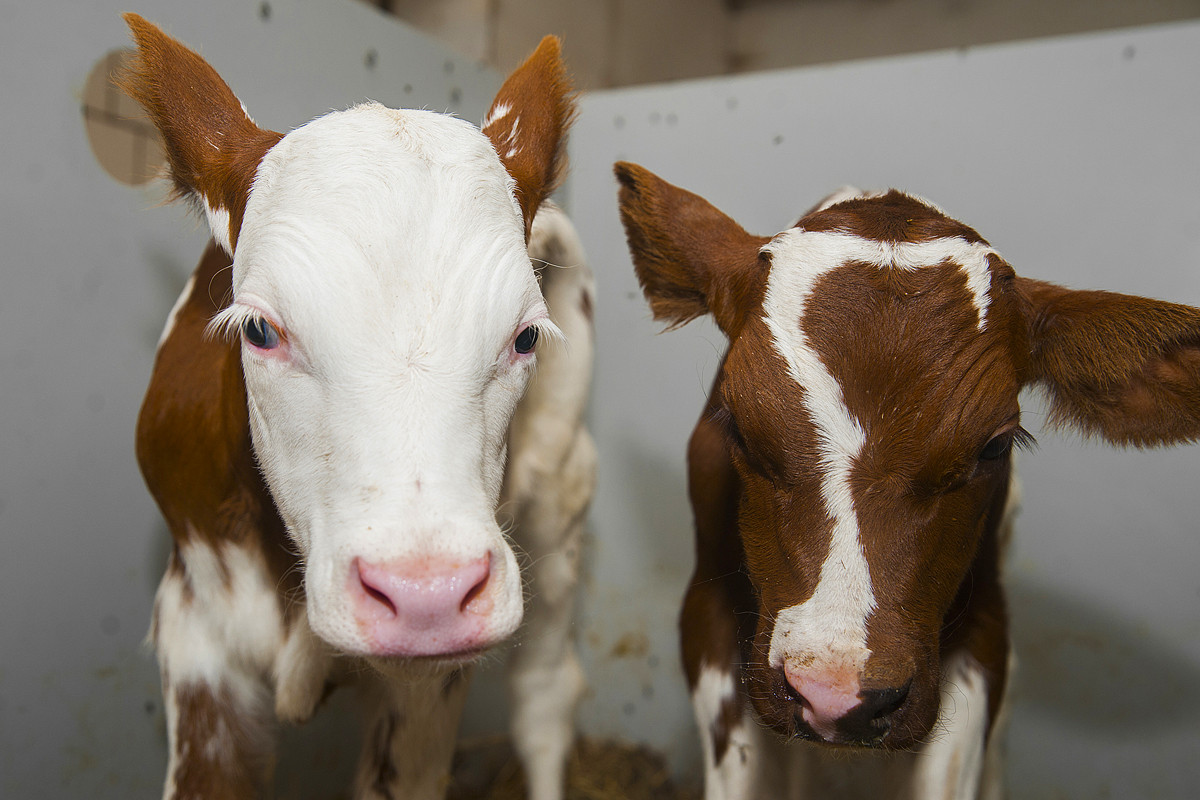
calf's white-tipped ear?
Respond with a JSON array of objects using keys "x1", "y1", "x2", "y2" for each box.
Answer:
[
  {"x1": 482, "y1": 36, "x2": 576, "y2": 242},
  {"x1": 118, "y1": 13, "x2": 282, "y2": 254}
]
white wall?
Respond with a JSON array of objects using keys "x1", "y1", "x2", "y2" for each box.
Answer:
[
  {"x1": 0, "y1": 2, "x2": 498, "y2": 797},
  {"x1": 564, "y1": 21, "x2": 1200, "y2": 798}
]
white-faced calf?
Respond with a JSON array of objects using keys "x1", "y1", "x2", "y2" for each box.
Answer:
[
  {"x1": 124, "y1": 15, "x2": 595, "y2": 800},
  {"x1": 616, "y1": 162, "x2": 1200, "y2": 799}
]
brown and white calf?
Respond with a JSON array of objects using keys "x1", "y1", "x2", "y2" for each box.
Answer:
[
  {"x1": 123, "y1": 15, "x2": 595, "y2": 800},
  {"x1": 616, "y1": 162, "x2": 1200, "y2": 799}
]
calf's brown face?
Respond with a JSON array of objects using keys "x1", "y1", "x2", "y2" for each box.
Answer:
[{"x1": 616, "y1": 162, "x2": 1200, "y2": 750}]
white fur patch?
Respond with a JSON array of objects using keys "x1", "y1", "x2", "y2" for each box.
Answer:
[
  {"x1": 355, "y1": 673, "x2": 474, "y2": 800},
  {"x1": 495, "y1": 113, "x2": 522, "y2": 161},
  {"x1": 202, "y1": 199, "x2": 233, "y2": 256},
  {"x1": 769, "y1": 228, "x2": 996, "y2": 331},
  {"x1": 693, "y1": 664, "x2": 762, "y2": 800},
  {"x1": 157, "y1": 272, "x2": 197, "y2": 350},
  {"x1": 153, "y1": 537, "x2": 285, "y2": 700},
  {"x1": 481, "y1": 101, "x2": 511, "y2": 130},
  {"x1": 910, "y1": 651, "x2": 991, "y2": 799},
  {"x1": 761, "y1": 231, "x2": 875, "y2": 678},
  {"x1": 153, "y1": 536, "x2": 285, "y2": 797},
  {"x1": 273, "y1": 605, "x2": 333, "y2": 723}
]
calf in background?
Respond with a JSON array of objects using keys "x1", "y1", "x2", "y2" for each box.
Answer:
[{"x1": 616, "y1": 162, "x2": 1200, "y2": 799}]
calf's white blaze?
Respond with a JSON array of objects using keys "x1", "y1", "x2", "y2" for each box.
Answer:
[
  {"x1": 761, "y1": 229, "x2": 875, "y2": 680},
  {"x1": 761, "y1": 218, "x2": 1001, "y2": 682},
  {"x1": 208, "y1": 104, "x2": 555, "y2": 656},
  {"x1": 763, "y1": 219, "x2": 998, "y2": 681}
]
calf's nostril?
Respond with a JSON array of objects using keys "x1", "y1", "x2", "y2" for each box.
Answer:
[
  {"x1": 356, "y1": 560, "x2": 398, "y2": 617},
  {"x1": 860, "y1": 682, "x2": 911, "y2": 731},
  {"x1": 459, "y1": 555, "x2": 491, "y2": 613}
]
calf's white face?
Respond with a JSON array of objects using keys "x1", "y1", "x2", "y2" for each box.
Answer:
[
  {"x1": 122, "y1": 15, "x2": 574, "y2": 664},
  {"x1": 211, "y1": 108, "x2": 550, "y2": 659}
]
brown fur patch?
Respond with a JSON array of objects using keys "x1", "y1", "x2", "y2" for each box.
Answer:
[
  {"x1": 679, "y1": 392, "x2": 761, "y2": 764},
  {"x1": 136, "y1": 242, "x2": 301, "y2": 612},
  {"x1": 799, "y1": 190, "x2": 988, "y2": 246},
  {"x1": 171, "y1": 682, "x2": 272, "y2": 799},
  {"x1": 1019, "y1": 277, "x2": 1200, "y2": 446}
]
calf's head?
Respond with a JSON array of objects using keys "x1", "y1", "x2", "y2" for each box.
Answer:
[
  {"x1": 616, "y1": 162, "x2": 1200, "y2": 748},
  {"x1": 123, "y1": 15, "x2": 574, "y2": 665}
]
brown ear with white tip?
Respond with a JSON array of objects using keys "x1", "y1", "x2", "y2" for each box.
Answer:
[
  {"x1": 118, "y1": 13, "x2": 282, "y2": 254},
  {"x1": 482, "y1": 36, "x2": 576, "y2": 242}
]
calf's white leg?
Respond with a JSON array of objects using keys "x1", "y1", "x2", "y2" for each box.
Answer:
[
  {"x1": 502, "y1": 205, "x2": 597, "y2": 800},
  {"x1": 693, "y1": 665, "x2": 768, "y2": 800},
  {"x1": 354, "y1": 670, "x2": 473, "y2": 800},
  {"x1": 152, "y1": 541, "x2": 287, "y2": 799}
]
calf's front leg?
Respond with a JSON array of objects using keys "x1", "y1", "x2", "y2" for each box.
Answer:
[
  {"x1": 683, "y1": 409, "x2": 770, "y2": 800},
  {"x1": 152, "y1": 543, "x2": 287, "y2": 799},
  {"x1": 683, "y1": 579, "x2": 769, "y2": 800},
  {"x1": 354, "y1": 670, "x2": 473, "y2": 800},
  {"x1": 908, "y1": 650, "x2": 1003, "y2": 800},
  {"x1": 505, "y1": 426, "x2": 595, "y2": 800}
]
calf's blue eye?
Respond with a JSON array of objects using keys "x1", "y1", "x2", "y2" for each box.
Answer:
[
  {"x1": 515, "y1": 325, "x2": 539, "y2": 354},
  {"x1": 242, "y1": 316, "x2": 280, "y2": 350}
]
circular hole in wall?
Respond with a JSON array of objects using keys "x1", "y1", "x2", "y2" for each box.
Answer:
[{"x1": 82, "y1": 48, "x2": 165, "y2": 186}]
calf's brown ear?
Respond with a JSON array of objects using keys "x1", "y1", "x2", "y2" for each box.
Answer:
[
  {"x1": 615, "y1": 162, "x2": 769, "y2": 337},
  {"x1": 118, "y1": 13, "x2": 282, "y2": 254},
  {"x1": 482, "y1": 36, "x2": 576, "y2": 242},
  {"x1": 1019, "y1": 276, "x2": 1200, "y2": 447}
]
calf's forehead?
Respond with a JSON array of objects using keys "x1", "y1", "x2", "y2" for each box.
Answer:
[
  {"x1": 724, "y1": 193, "x2": 1023, "y2": 482},
  {"x1": 240, "y1": 105, "x2": 525, "y2": 272},
  {"x1": 760, "y1": 196, "x2": 1007, "y2": 393},
  {"x1": 231, "y1": 106, "x2": 539, "y2": 347}
]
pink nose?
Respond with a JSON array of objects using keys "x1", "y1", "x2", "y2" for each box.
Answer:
[
  {"x1": 350, "y1": 553, "x2": 494, "y2": 657},
  {"x1": 784, "y1": 668, "x2": 909, "y2": 745}
]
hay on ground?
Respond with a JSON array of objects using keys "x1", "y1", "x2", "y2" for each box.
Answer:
[{"x1": 448, "y1": 736, "x2": 700, "y2": 800}]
